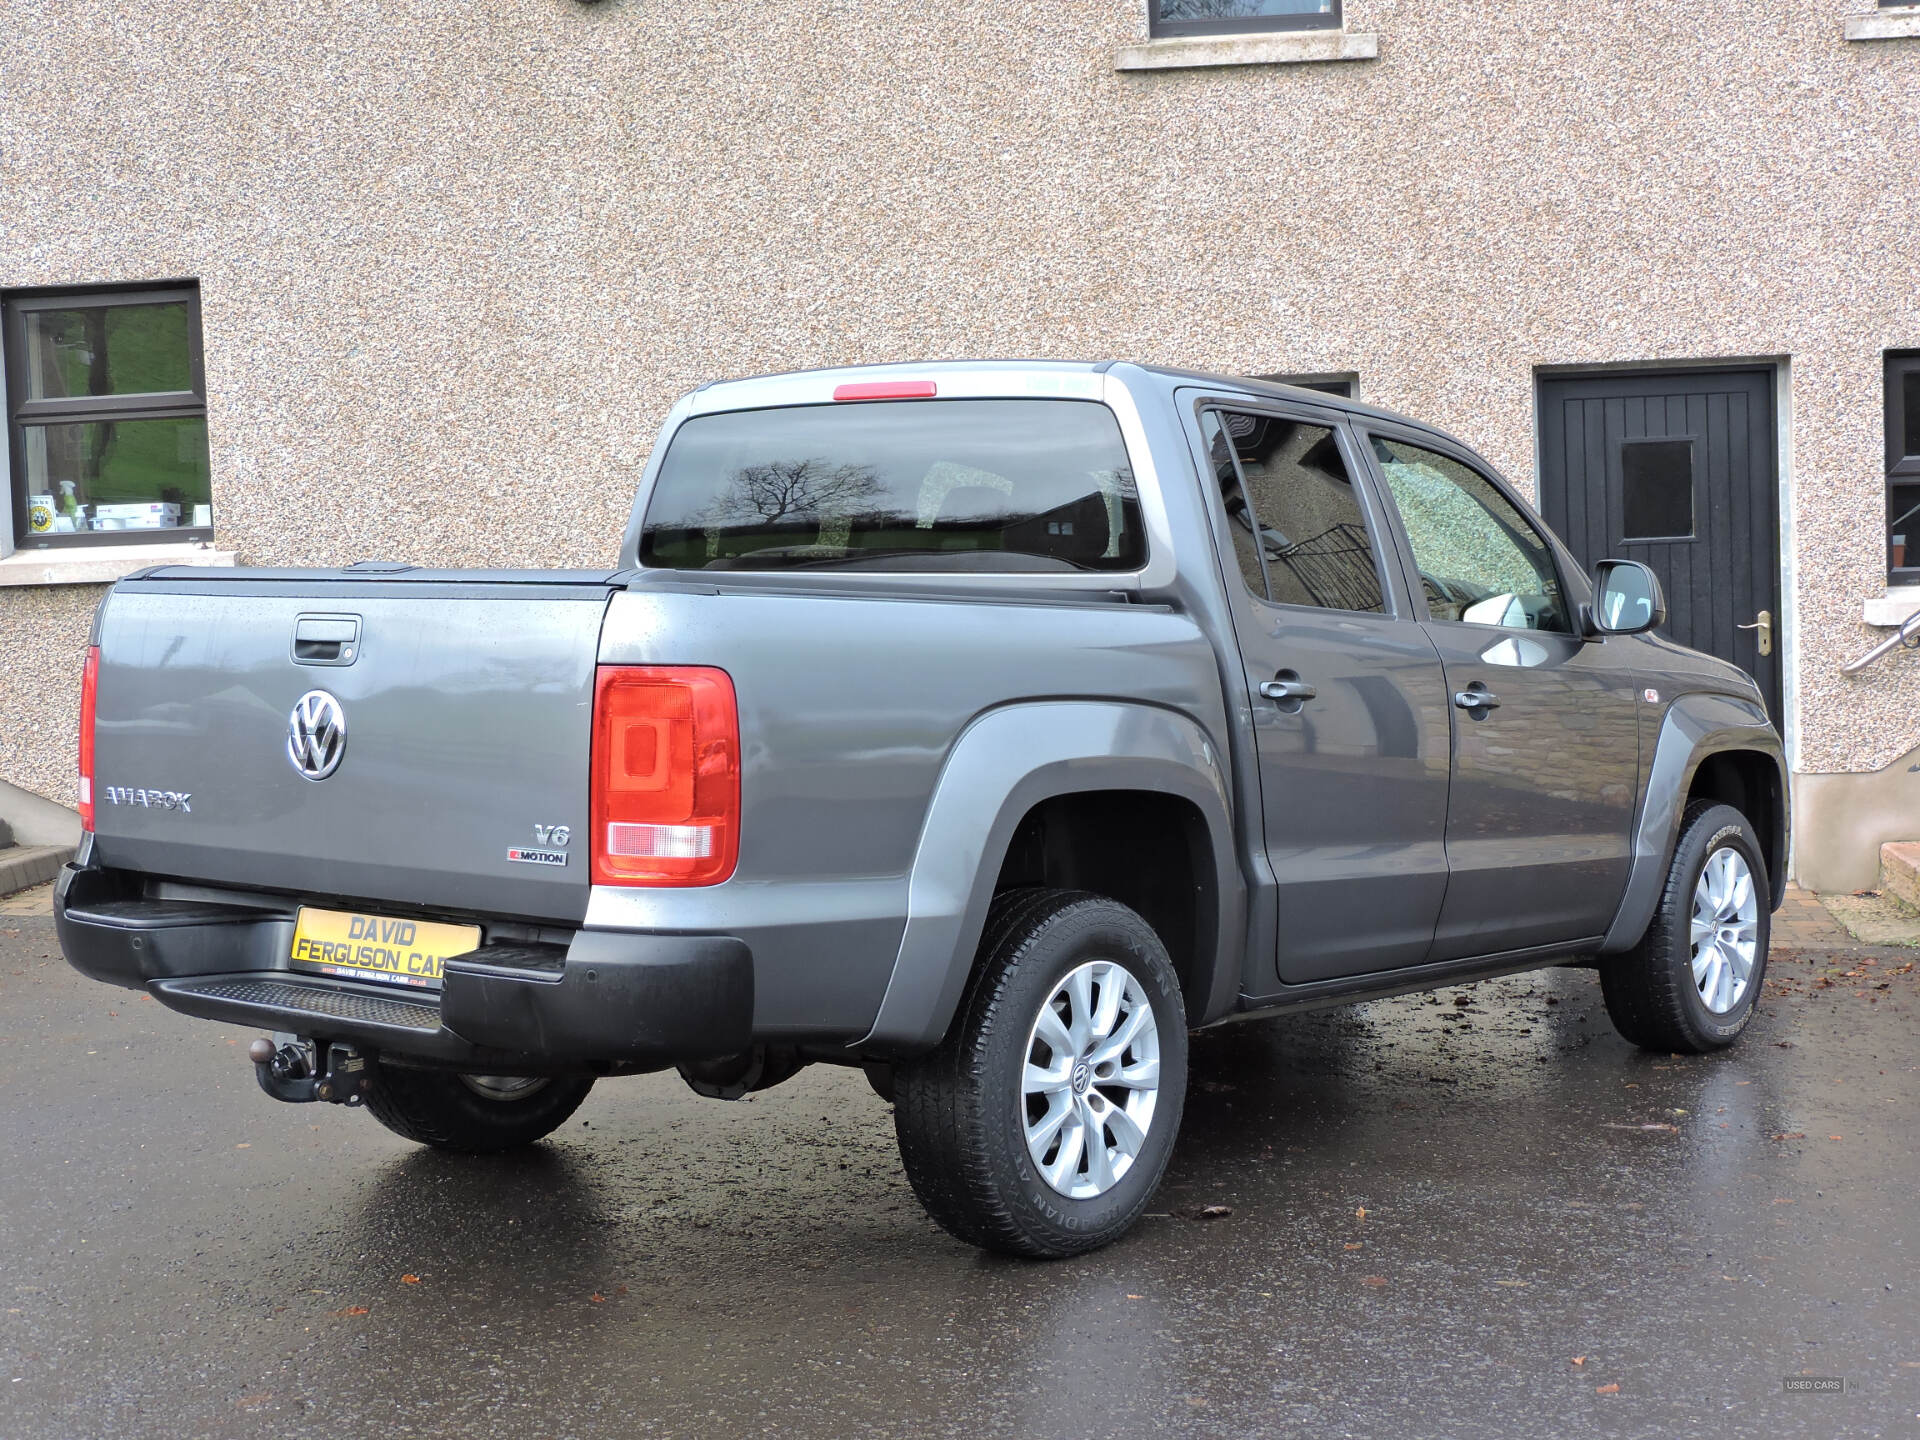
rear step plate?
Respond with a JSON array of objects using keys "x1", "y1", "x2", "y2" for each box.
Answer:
[{"x1": 160, "y1": 975, "x2": 441, "y2": 1031}]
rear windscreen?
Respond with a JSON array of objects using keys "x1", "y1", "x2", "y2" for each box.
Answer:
[{"x1": 639, "y1": 398, "x2": 1146, "y2": 572}]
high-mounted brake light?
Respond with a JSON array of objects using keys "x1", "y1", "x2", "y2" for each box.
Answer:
[
  {"x1": 591, "y1": 666, "x2": 739, "y2": 887},
  {"x1": 832, "y1": 380, "x2": 938, "y2": 402},
  {"x1": 78, "y1": 645, "x2": 99, "y2": 832}
]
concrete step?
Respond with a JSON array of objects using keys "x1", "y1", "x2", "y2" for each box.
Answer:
[
  {"x1": 1881, "y1": 842, "x2": 1920, "y2": 915},
  {"x1": 0, "y1": 845, "x2": 70, "y2": 899},
  {"x1": 0, "y1": 819, "x2": 12, "y2": 848}
]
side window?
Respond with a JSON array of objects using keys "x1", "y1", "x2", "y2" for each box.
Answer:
[
  {"x1": 1151, "y1": 1, "x2": 1340, "y2": 38},
  {"x1": 1200, "y1": 410, "x2": 1268, "y2": 598},
  {"x1": 1370, "y1": 435, "x2": 1571, "y2": 634},
  {"x1": 5, "y1": 285, "x2": 212, "y2": 549},
  {"x1": 1885, "y1": 351, "x2": 1920, "y2": 585},
  {"x1": 1213, "y1": 409, "x2": 1386, "y2": 614}
]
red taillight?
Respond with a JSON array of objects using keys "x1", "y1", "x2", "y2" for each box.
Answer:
[
  {"x1": 78, "y1": 645, "x2": 99, "y2": 832},
  {"x1": 591, "y1": 666, "x2": 739, "y2": 887},
  {"x1": 832, "y1": 380, "x2": 938, "y2": 402}
]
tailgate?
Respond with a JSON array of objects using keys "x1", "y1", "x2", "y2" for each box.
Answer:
[{"x1": 90, "y1": 569, "x2": 616, "y2": 923}]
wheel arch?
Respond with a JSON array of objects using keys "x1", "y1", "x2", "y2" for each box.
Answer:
[
  {"x1": 1599, "y1": 691, "x2": 1789, "y2": 954},
  {"x1": 856, "y1": 701, "x2": 1243, "y2": 1054}
]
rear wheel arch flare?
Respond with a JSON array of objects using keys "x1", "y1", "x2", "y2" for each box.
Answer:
[
  {"x1": 858, "y1": 700, "x2": 1241, "y2": 1054},
  {"x1": 992, "y1": 789, "x2": 1219, "y2": 1021}
]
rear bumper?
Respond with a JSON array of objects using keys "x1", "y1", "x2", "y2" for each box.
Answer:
[{"x1": 54, "y1": 864, "x2": 753, "y2": 1072}]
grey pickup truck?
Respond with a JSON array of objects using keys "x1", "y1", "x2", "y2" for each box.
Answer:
[{"x1": 56, "y1": 362, "x2": 1787, "y2": 1258}]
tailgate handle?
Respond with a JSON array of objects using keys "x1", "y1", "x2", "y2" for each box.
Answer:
[{"x1": 293, "y1": 614, "x2": 362, "y2": 666}]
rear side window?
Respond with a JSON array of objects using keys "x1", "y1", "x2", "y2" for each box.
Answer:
[
  {"x1": 640, "y1": 399, "x2": 1145, "y2": 572},
  {"x1": 1207, "y1": 408, "x2": 1386, "y2": 614}
]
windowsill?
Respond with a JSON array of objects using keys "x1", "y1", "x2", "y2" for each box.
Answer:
[
  {"x1": 1845, "y1": 7, "x2": 1920, "y2": 40},
  {"x1": 1864, "y1": 587, "x2": 1920, "y2": 626},
  {"x1": 1115, "y1": 30, "x2": 1379, "y2": 71},
  {"x1": 0, "y1": 541, "x2": 236, "y2": 587}
]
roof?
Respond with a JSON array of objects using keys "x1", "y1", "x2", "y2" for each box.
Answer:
[{"x1": 685, "y1": 358, "x2": 1428, "y2": 433}]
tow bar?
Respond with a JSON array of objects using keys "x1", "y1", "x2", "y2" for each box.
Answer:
[{"x1": 248, "y1": 1035, "x2": 372, "y2": 1106}]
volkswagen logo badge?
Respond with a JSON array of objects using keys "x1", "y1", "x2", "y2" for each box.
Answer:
[{"x1": 287, "y1": 690, "x2": 348, "y2": 781}]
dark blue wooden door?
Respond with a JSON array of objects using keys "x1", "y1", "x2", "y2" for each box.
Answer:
[{"x1": 1537, "y1": 368, "x2": 1781, "y2": 718}]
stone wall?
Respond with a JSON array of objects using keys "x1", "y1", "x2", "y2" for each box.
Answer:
[{"x1": 2, "y1": 0, "x2": 1916, "y2": 858}]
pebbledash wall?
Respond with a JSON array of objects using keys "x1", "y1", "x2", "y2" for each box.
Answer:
[{"x1": 2, "y1": 0, "x2": 1918, "y2": 888}]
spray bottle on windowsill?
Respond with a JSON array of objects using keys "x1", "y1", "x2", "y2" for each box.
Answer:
[{"x1": 50, "y1": 481, "x2": 83, "y2": 533}]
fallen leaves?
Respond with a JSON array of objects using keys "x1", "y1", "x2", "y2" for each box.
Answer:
[
  {"x1": 1344, "y1": 1243, "x2": 1364, "y2": 1251},
  {"x1": 1355, "y1": 1207, "x2": 1368, "y2": 1221},
  {"x1": 331, "y1": 1306, "x2": 369, "y2": 1317},
  {"x1": 400, "y1": 1274, "x2": 421, "y2": 1285},
  {"x1": 1571, "y1": 1356, "x2": 1586, "y2": 1367},
  {"x1": 1595, "y1": 1383, "x2": 1620, "y2": 1395},
  {"x1": 1769, "y1": 1133, "x2": 1806, "y2": 1142},
  {"x1": 1360, "y1": 1275, "x2": 1387, "y2": 1287}
]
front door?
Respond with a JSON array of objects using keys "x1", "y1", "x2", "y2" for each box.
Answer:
[
  {"x1": 1537, "y1": 368, "x2": 1782, "y2": 717},
  {"x1": 1193, "y1": 404, "x2": 1453, "y2": 985},
  {"x1": 1363, "y1": 428, "x2": 1643, "y2": 959}
]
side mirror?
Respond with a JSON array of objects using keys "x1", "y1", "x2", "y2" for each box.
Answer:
[{"x1": 1588, "y1": 559, "x2": 1666, "y2": 637}]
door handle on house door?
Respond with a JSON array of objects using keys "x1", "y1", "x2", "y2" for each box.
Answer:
[{"x1": 1737, "y1": 610, "x2": 1773, "y2": 657}]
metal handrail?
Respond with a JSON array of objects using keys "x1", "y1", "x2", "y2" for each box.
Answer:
[{"x1": 1841, "y1": 609, "x2": 1920, "y2": 675}]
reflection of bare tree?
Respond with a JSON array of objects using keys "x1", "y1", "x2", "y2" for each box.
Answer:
[
  {"x1": 1159, "y1": 0, "x2": 1319, "y2": 18},
  {"x1": 704, "y1": 458, "x2": 886, "y2": 530}
]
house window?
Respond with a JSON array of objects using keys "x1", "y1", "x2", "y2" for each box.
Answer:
[
  {"x1": 1887, "y1": 352, "x2": 1920, "y2": 585},
  {"x1": 1151, "y1": 0, "x2": 1340, "y2": 38},
  {"x1": 4, "y1": 283, "x2": 211, "y2": 549},
  {"x1": 1256, "y1": 373, "x2": 1357, "y2": 399}
]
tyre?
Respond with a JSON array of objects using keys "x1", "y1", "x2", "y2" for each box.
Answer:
[
  {"x1": 893, "y1": 889, "x2": 1188, "y2": 1259},
  {"x1": 1601, "y1": 800, "x2": 1771, "y2": 1054},
  {"x1": 363, "y1": 1064, "x2": 594, "y2": 1152}
]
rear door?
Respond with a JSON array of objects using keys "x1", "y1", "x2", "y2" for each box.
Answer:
[
  {"x1": 91, "y1": 570, "x2": 616, "y2": 923},
  {"x1": 1191, "y1": 401, "x2": 1453, "y2": 984},
  {"x1": 1359, "y1": 428, "x2": 1641, "y2": 958}
]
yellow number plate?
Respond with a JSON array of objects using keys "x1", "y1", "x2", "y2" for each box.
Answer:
[{"x1": 288, "y1": 907, "x2": 480, "y2": 991}]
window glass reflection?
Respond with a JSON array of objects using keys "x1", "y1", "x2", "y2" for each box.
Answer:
[
  {"x1": 20, "y1": 418, "x2": 211, "y2": 536},
  {"x1": 23, "y1": 303, "x2": 193, "y2": 400}
]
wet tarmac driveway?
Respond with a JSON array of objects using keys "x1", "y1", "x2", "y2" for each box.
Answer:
[{"x1": 3, "y1": 886, "x2": 1917, "y2": 1439}]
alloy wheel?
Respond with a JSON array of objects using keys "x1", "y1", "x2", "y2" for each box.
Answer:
[
  {"x1": 1021, "y1": 960, "x2": 1162, "y2": 1200},
  {"x1": 1690, "y1": 847, "x2": 1759, "y2": 1014}
]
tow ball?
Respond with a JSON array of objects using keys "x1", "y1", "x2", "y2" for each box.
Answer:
[{"x1": 248, "y1": 1035, "x2": 371, "y2": 1106}]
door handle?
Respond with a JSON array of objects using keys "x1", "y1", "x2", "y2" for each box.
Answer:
[
  {"x1": 292, "y1": 613, "x2": 362, "y2": 667},
  {"x1": 1259, "y1": 677, "x2": 1318, "y2": 703},
  {"x1": 1453, "y1": 685, "x2": 1500, "y2": 712},
  {"x1": 1736, "y1": 610, "x2": 1773, "y2": 658}
]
